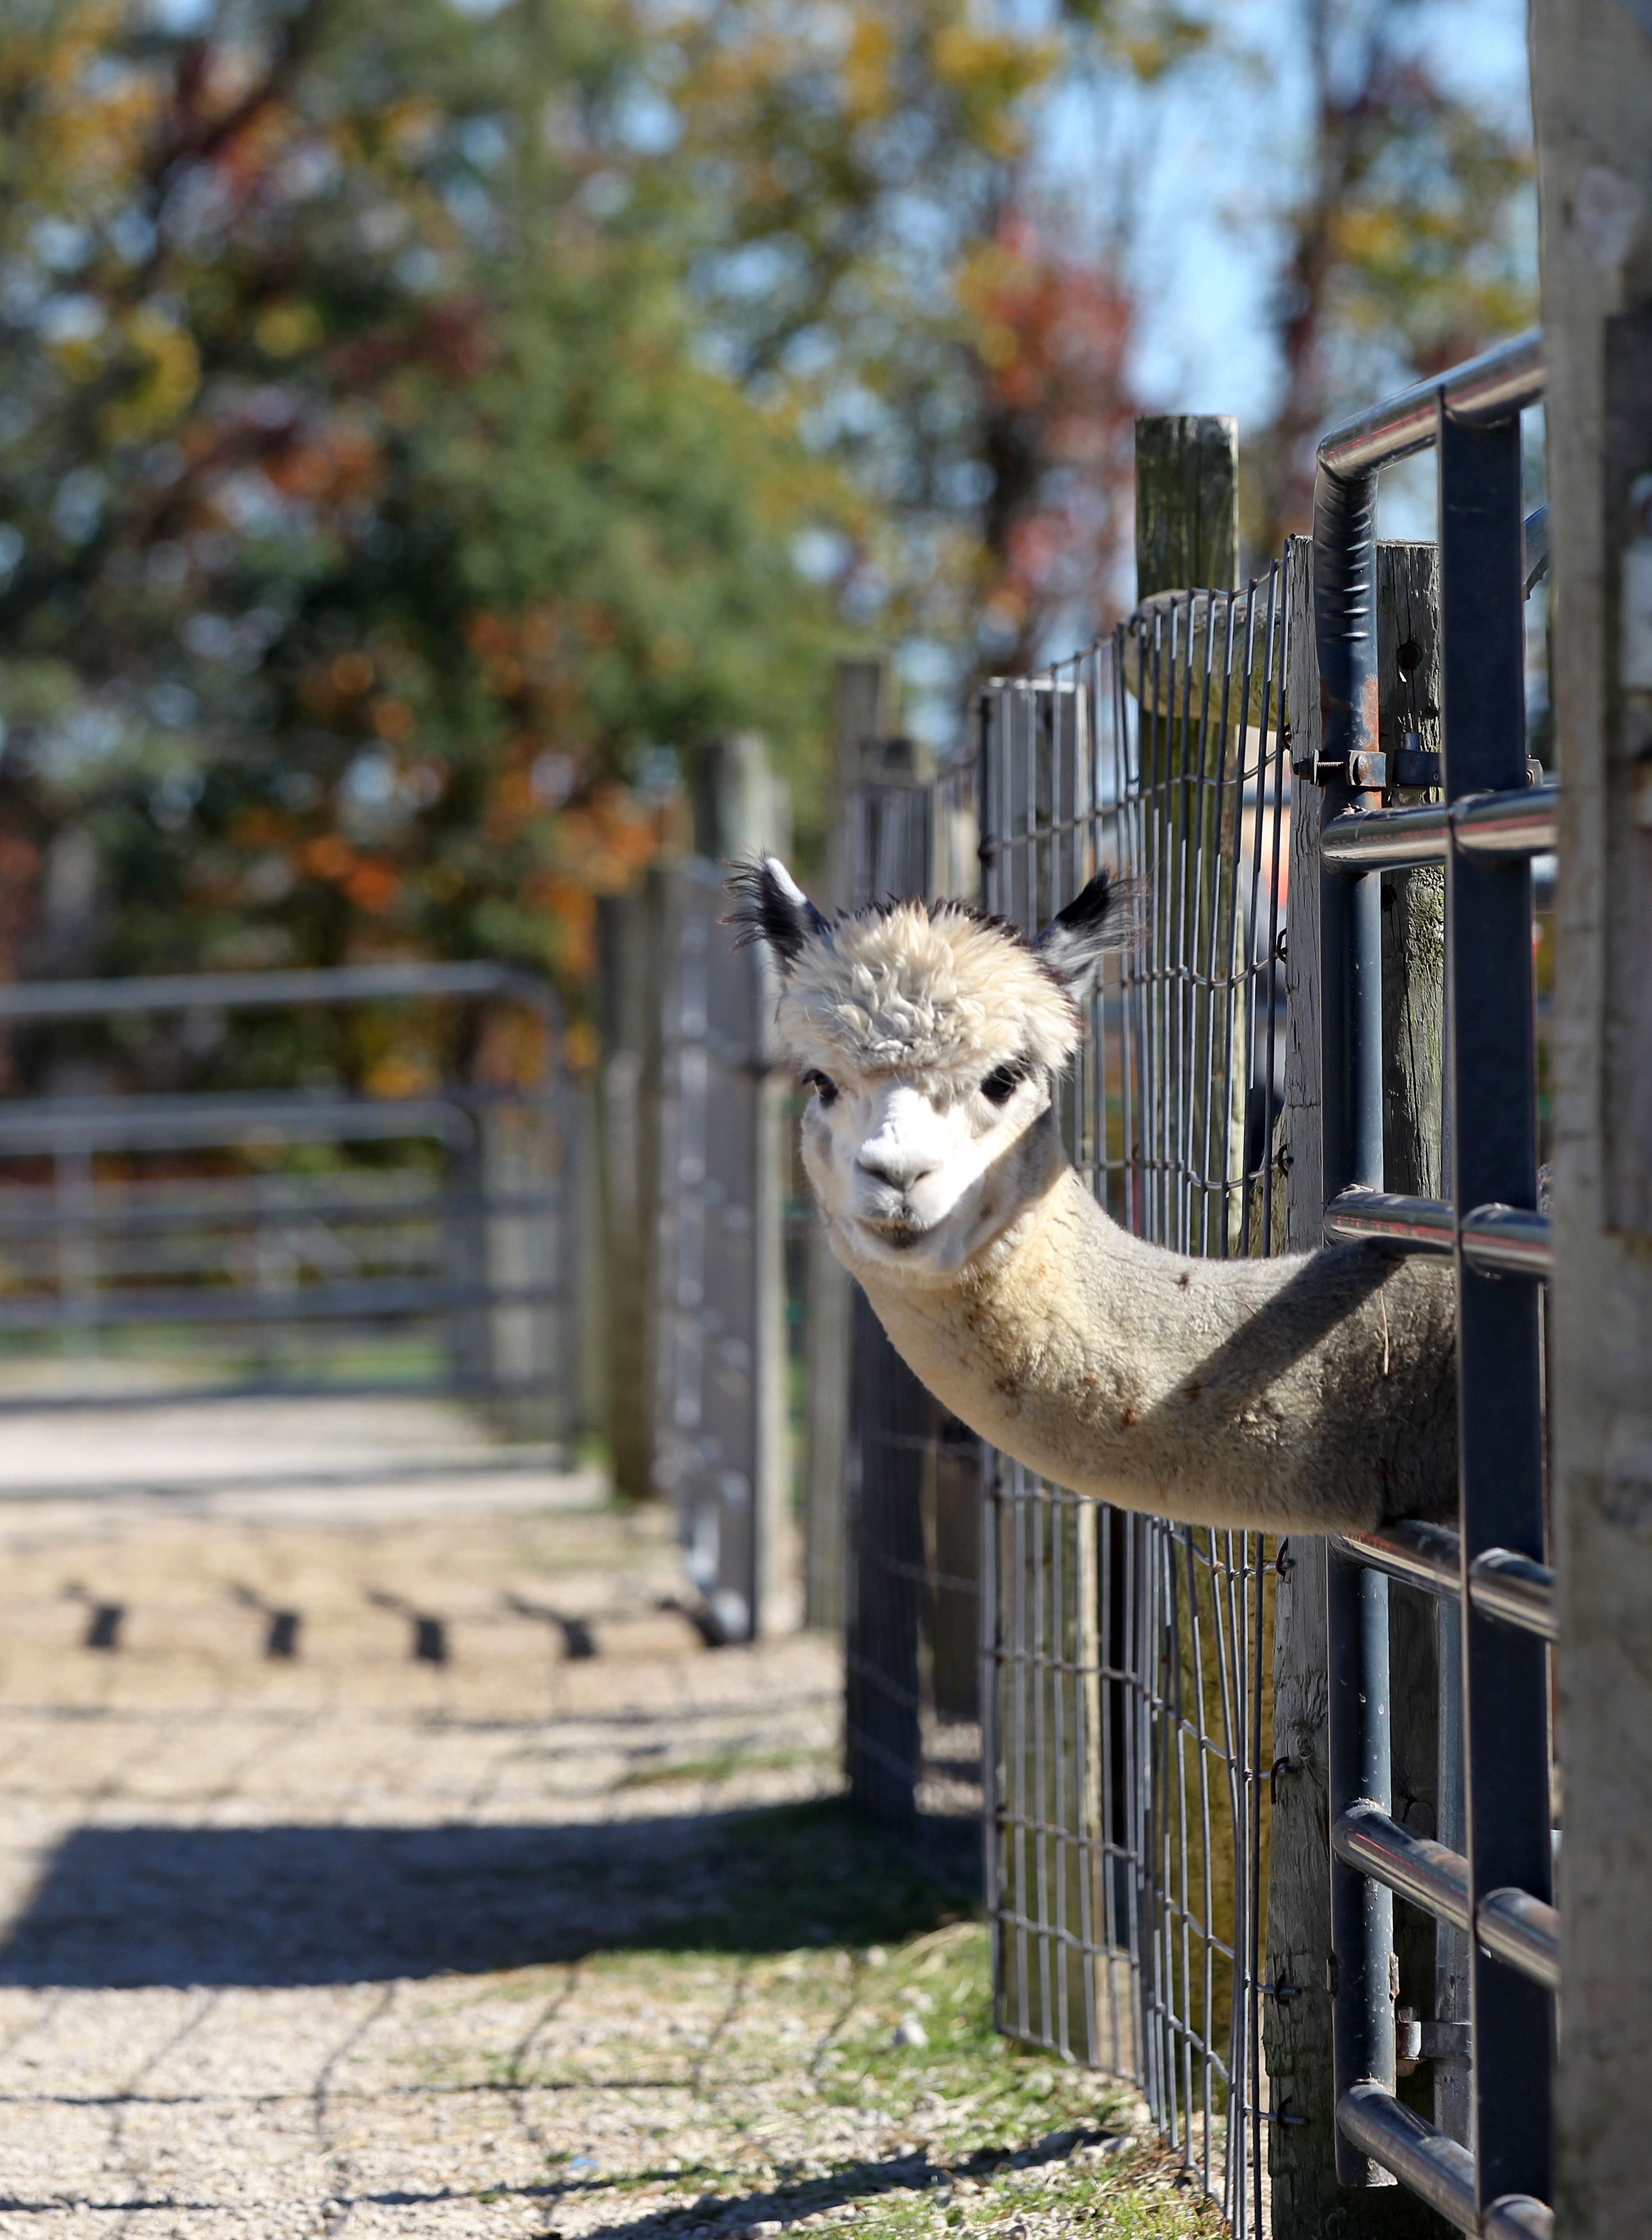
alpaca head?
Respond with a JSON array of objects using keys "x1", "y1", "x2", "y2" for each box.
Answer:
[{"x1": 726, "y1": 859, "x2": 1123, "y2": 1284}]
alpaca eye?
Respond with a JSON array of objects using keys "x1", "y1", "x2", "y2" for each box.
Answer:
[
  {"x1": 980, "y1": 1061, "x2": 1027, "y2": 1107},
  {"x1": 803, "y1": 1068, "x2": 838, "y2": 1108}
]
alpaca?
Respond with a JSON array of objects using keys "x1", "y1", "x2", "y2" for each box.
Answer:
[{"x1": 726, "y1": 859, "x2": 1457, "y2": 1534}]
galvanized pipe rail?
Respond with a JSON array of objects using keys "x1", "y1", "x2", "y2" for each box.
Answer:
[
  {"x1": 1319, "y1": 783, "x2": 1557, "y2": 872},
  {"x1": 1324, "y1": 1188, "x2": 1553, "y2": 1278},
  {"x1": 1309, "y1": 329, "x2": 1555, "y2": 2236},
  {"x1": 1331, "y1": 1799, "x2": 1559, "y2": 1990},
  {"x1": 1330, "y1": 1521, "x2": 1557, "y2": 1644}
]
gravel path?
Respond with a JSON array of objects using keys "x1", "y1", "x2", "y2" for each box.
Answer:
[{"x1": 0, "y1": 1400, "x2": 1215, "y2": 2239}]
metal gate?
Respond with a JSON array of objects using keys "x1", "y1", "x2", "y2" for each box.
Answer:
[
  {"x1": 978, "y1": 549, "x2": 1291, "y2": 2227},
  {"x1": 1309, "y1": 332, "x2": 1557, "y2": 2236},
  {"x1": 0, "y1": 961, "x2": 572, "y2": 1437}
]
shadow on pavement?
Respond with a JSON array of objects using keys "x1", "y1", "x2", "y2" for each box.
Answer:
[{"x1": 0, "y1": 1799, "x2": 968, "y2": 1988}]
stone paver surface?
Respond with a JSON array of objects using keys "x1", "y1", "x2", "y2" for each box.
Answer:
[{"x1": 0, "y1": 1399, "x2": 1214, "y2": 2239}]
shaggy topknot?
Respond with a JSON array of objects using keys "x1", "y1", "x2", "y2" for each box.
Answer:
[{"x1": 773, "y1": 898, "x2": 1082, "y2": 1082}]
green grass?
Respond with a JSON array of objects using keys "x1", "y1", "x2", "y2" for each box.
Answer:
[
  {"x1": 616, "y1": 1746, "x2": 841, "y2": 1791},
  {"x1": 439, "y1": 1802, "x2": 1226, "y2": 2240}
]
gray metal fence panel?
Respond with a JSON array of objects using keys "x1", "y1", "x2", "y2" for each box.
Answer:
[
  {"x1": 0, "y1": 964, "x2": 572, "y2": 1431},
  {"x1": 978, "y1": 555, "x2": 1291, "y2": 2231}
]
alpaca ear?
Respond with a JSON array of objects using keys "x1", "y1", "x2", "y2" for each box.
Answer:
[
  {"x1": 1034, "y1": 871, "x2": 1125, "y2": 1000},
  {"x1": 723, "y1": 856, "x2": 829, "y2": 972}
]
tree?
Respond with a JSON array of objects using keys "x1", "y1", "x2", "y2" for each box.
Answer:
[
  {"x1": 1244, "y1": 0, "x2": 1535, "y2": 556},
  {"x1": 0, "y1": 0, "x2": 859, "y2": 1076},
  {"x1": 658, "y1": 0, "x2": 1153, "y2": 686}
]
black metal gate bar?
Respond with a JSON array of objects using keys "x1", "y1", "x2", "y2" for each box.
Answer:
[
  {"x1": 1309, "y1": 330, "x2": 1556, "y2": 2234},
  {"x1": 1438, "y1": 397, "x2": 1554, "y2": 2218}
]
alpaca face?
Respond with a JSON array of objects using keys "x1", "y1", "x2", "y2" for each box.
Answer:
[
  {"x1": 793, "y1": 1046, "x2": 1063, "y2": 1279},
  {"x1": 724, "y1": 858, "x2": 1124, "y2": 1283}
]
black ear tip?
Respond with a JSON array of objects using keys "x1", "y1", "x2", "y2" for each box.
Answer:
[
  {"x1": 1032, "y1": 866, "x2": 1129, "y2": 994},
  {"x1": 721, "y1": 856, "x2": 825, "y2": 967},
  {"x1": 1059, "y1": 870, "x2": 1114, "y2": 930}
]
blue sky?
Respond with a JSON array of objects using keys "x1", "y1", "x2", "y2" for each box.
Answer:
[{"x1": 1036, "y1": 0, "x2": 1535, "y2": 537}]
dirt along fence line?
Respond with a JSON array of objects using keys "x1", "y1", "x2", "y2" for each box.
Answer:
[{"x1": 0, "y1": 1397, "x2": 1212, "y2": 2239}]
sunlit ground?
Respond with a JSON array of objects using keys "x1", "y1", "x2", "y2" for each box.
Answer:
[{"x1": 0, "y1": 1402, "x2": 1215, "y2": 2237}]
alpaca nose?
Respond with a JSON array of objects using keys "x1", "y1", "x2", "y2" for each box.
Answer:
[{"x1": 855, "y1": 1144, "x2": 938, "y2": 1192}]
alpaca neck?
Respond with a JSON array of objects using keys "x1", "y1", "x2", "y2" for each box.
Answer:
[{"x1": 845, "y1": 1133, "x2": 1456, "y2": 1534}]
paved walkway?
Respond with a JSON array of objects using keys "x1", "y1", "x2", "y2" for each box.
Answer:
[{"x1": 0, "y1": 1401, "x2": 1201, "y2": 2240}]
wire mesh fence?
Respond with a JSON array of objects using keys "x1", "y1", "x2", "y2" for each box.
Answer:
[{"x1": 977, "y1": 553, "x2": 1293, "y2": 2230}]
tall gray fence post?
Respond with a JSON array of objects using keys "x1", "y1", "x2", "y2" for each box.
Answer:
[
  {"x1": 1374, "y1": 544, "x2": 1468, "y2": 2157},
  {"x1": 1266, "y1": 536, "x2": 1337, "y2": 2230},
  {"x1": 1265, "y1": 538, "x2": 1448, "y2": 2234},
  {"x1": 803, "y1": 658, "x2": 890, "y2": 1631},
  {"x1": 1134, "y1": 416, "x2": 1246, "y2": 1249},
  {"x1": 1532, "y1": 7, "x2": 1652, "y2": 2229}
]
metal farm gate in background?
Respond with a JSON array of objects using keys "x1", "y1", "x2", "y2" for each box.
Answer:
[{"x1": 0, "y1": 961, "x2": 574, "y2": 1438}]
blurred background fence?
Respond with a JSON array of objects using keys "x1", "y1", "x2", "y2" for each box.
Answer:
[{"x1": 0, "y1": 963, "x2": 575, "y2": 1440}]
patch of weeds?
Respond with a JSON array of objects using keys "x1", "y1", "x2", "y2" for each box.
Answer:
[{"x1": 617, "y1": 1747, "x2": 838, "y2": 1791}]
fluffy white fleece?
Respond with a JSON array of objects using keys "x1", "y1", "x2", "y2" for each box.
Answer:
[{"x1": 773, "y1": 903, "x2": 1080, "y2": 1083}]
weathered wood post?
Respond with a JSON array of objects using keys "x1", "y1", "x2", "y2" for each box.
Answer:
[
  {"x1": 1531, "y1": 8, "x2": 1652, "y2": 2229},
  {"x1": 1134, "y1": 416, "x2": 1242, "y2": 1252},
  {"x1": 1135, "y1": 417, "x2": 1240, "y2": 598},
  {"x1": 596, "y1": 879, "x2": 665, "y2": 1502},
  {"x1": 1105, "y1": 417, "x2": 1243, "y2": 2079},
  {"x1": 1265, "y1": 536, "x2": 1449, "y2": 2233}
]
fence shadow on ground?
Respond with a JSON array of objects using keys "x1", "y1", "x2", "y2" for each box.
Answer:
[{"x1": 0, "y1": 1799, "x2": 963, "y2": 1988}]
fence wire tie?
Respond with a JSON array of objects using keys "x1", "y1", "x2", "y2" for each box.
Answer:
[
  {"x1": 1261, "y1": 2099, "x2": 1310, "y2": 2127},
  {"x1": 1269, "y1": 1755, "x2": 1296, "y2": 1806}
]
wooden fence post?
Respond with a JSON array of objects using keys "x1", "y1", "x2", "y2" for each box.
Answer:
[
  {"x1": 1134, "y1": 415, "x2": 1246, "y2": 1250},
  {"x1": 595, "y1": 880, "x2": 663, "y2": 1503},
  {"x1": 1532, "y1": 8, "x2": 1652, "y2": 2229},
  {"x1": 1135, "y1": 416, "x2": 1240, "y2": 600},
  {"x1": 1265, "y1": 536, "x2": 1449, "y2": 2234},
  {"x1": 1266, "y1": 536, "x2": 1337, "y2": 2231}
]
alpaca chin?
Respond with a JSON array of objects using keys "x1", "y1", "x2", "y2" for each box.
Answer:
[{"x1": 807, "y1": 1114, "x2": 1066, "y2": 1291}]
